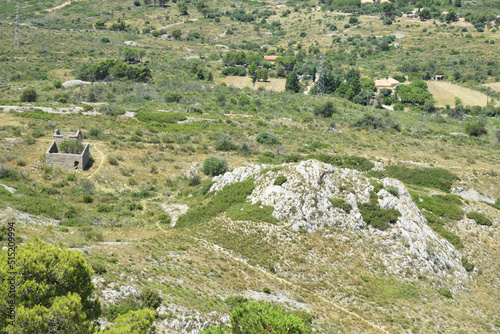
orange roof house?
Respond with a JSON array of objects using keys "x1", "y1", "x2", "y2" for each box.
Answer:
[{"x1": 264, "y1": 56, "x2": 279, "y2": 61}]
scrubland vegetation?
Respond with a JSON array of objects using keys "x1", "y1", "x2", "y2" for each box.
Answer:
[{"x1": 0, "y1": 0, "x2": 499, "y2": 332}]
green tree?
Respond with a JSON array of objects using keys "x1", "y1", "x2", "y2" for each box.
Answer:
[
  {"x1": 102, "y1": 309, "x2": 156, "y2": 334},
  {"x1": 445, "y1": 10, "x2": 458, "y2": 22},
  {"x1": 177, "y1": 2, "x2": 188, "y2": 15},
  {"x1": 314, "y1": 101, "x2": 337, "y2": 118},
  {"x1": 419, "y1": 8, "x2": 431, "y2": 21},
  {"x1": 231, "y1": 302, "x2": 311, "y2": 334},
  {"x1": 202, "y1": 157, "x2": 228, "y2": 176},
  {"x1": 380, "y1": 2, "x2": 396, "y2": 18},
  {"x1": 256, "y1": 68, "x2": 268, "y2": 82},
  {"x1": 0, "y1": 238, "x2": 100, "y2": 332},
  {"x1": 20, "y1": 87, "x2": 37, "y2": 102},
  {"x1": 172, "y1": 29, "x2": 182, "y2": 40},
  {"x1": 285, "y1": 72, "x2": 300, "y2": 93}
]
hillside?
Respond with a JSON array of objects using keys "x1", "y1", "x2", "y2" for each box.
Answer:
[{"x1": 0, "y1": 0, "x2": 499, "y2": 332}]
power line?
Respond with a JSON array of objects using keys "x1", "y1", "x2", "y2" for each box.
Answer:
[{"x1": 14, "y1": 2, "x2": 21, "y2": 46}]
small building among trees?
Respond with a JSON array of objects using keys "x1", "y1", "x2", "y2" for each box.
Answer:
[
  {"x1": 46, "y1": 130, "x2": 90, "y2": 170},
  {"x1": 375, "y1": 77, "x2": 400, "y2": 91}
]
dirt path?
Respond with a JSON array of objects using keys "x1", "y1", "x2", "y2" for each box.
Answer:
[
  {"x1": 155, "y1": 222, "x2": 389, "y2": 333},
  {"x1": 154, "y1": 18, "x2": 198, "y2": 31},
  {"x1": 46, "y1": 0, "x2": 75, "y2": 12},
  {"x1": 87, "y1": 144, "x2": 104, "y2": 180}
]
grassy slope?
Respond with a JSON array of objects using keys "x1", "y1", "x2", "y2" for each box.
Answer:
[{"x1": 0, "y1": 0, "x2": 499, "y2": 332}]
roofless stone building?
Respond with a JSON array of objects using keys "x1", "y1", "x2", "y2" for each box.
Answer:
[{"x1": 46, "y1": 130, "x2": 90, "y2": 170}]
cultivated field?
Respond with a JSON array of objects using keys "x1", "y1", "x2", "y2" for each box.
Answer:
[
  {"x1": 483, "y1": 82, "x2": 500, "y2": 93},
  {"x1": 221, "y1": 76, "x2": 287, "y2": 92},
  {"x1": 427, "y1": 81, "x2": 488, "y2": 107}
]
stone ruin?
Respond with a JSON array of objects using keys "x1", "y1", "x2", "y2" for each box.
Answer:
[{"x1": 46, "y1": 129, "x2": 90, "y2": 170}]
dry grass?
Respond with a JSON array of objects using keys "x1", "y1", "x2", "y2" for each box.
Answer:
[
  {"x1": 483, "y1": 82, "x2": 500, "y2": 93},
  {"x1": 221, "y1": 76, "x2": 287, "y2": 92},
  {"x1": 426, "y1": 81, "x2": 488, "y2": 107}
]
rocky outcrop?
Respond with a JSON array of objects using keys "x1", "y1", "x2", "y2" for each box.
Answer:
[{"x1": 211, "y1": 160, "x2": 469, "y2": 282}]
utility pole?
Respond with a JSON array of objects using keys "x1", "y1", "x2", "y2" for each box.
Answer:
[
  {"x1": 14, "y1": 2, "x2": 21, "y2": 46},
  {"x1": 317, "y1": 54, "x2": 325, "y2": 97}
]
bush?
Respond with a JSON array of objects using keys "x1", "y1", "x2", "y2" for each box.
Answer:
[
  {"x1": 20, "y1": 87, "x2": 37, "y2": 102},
  {"x1": 310, "y1": 154, "x2": 374, "y2": 172},
  {"x1": 438, "y1": 288, "x2": 453, "y2": 299},
  {"x1": 67, "y1": 174, "x2": 76, "y2": 181},
  {"x1": 89, "y1": 128, "x2": 102, "y2": 139},
  {"x1": 177, "y1": 178, "x2": 255, "y2": 228},
  {"x1": 329, "y1": 198, "x2": 352, "y2": 212},
  {"x1": 215, "y1": 135, "x2": 238, "y2": 151},
  {"x1": 158, "y1": 214, "x2": 171, "y2": 224},
  {"x1": 202, "y1": 157, "x2": 228, "y2": 176},
  {"x1": 411, "y1": 193, "x2": 463, "y2": 220},
  {"x1": 359, "y1": 201, "x2": 401, "y2": 230},
  {"x1": 256, "y1": 132, "x2": 279, "y2": 145},
  {"x1": 466, "y1": 211, "x2": 492, "y2": 226},
  {"x1": 101, "y1": 37, "x2": 110, "y2": 43},
  {"x1": 273, "y1": 176, "x2": 287, "y2": 186},
  {"x1": 53, "y1": 80, "x2": 63, "y2": 89},
  {"x1": 82, "y1": 195, "x2": 94, "y2": 203},
  {"x1": 136, "y1": 112, "x2": 186, "y2": 124},
  {"x1": 188, "y1": 175, "x2": 201, "y2": 186},
  {"x1": 313, "y1": 101, "x2": 337, "y2": 118},
  {"x1": 370, "y1": 166, "x2": 459, "y2": 193},
  {"x1": 0, "y1": 165, "x2": 19, "y2": 180},
  {"x1": 59, "y1": 140, "x2": 84, "y2": 154},
  {"x1": 465, "y1": 121, "x2": 488, "y2": 137},
  {"x1": 140, "y1": 289, "x2": 162, "y2": 310},
  {"x1": 165, "y1": 92, "x2": 183, "y2": 103},
  {"x1": 385, "y1": 185, "x2": 399, "y2": 197},
  {"x1": 461, "y1": 257, "x2": 474, "y2": 272}
]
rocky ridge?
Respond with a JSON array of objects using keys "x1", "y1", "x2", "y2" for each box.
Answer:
[{"x1": 211, "y1": 160, "x2": 470, "y2": 282}]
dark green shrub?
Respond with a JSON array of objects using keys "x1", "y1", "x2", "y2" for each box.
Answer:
[
  {"x1": 465, "y1": 121, "x2": 487, "y2": 137},
  {"x1": 188, "y1": 175, "x2": 201, "y2": 186},
  {"x1": 83, "y1": 195, "x2": 94, "y2": 203},
  {"x1": 438, "y1": 288, "x2": 453, "y2": 299},
  {"x1": 140, "y1": 289, "x2": 162, "y2": 310},
  {"x1": 329, "y1": 198, "x2": 352, "y2": 212},
  {"x1": 53, "y1": 80, "x2": 63, "y2": 89},
  {"x1": 359, "y1": 202, "x2": 401, "y2": 230},
  {"x1": 0, "y1": 166, "x2": 19, "y2": 180},
  {"x1": 158, "y1": 214, "x2": 171, "y2": 224},
  {"x1": 273, "y1": 176, "x2": 287, "y2": 186},
  {"x1": 215, "y1": 135, "x2": 238, "y2": 151},
  {"x1": 461, "y1": 257, "x2": 474, "y2": 272},
  {"x1": 262, "y1": 287, "x2": 271, "y2": 294},
  {"x1": 411, "y1": 193, "x2": 463, "y2": 220},
  {"x1": 129, "y1": 203, "x2": 143, "y2": 211},
  {"x1": 108, "y1": 156, "x2": 119, "y2": 166},
  {"x1": 386, "y1": 185, "x2": 399, "y2": 197},
  {"x1": 20, "y1": 87, "x2": 37, "y2": 102},
  {"x1": 256, "y1": 132, "x2": 279, "y2": 145},
  {"x1": 313, "y1": 101, "x2": 337, "y2": 118},
  {"x1": 370, "y1": 166, "x2": 459, "y2": 193},
  {"x1": 89, "y1": 128, "x2": 102, "y2": 139},
  {"x1": 310, "y1": 154, "x2": 374, "y2": 172},
  {"x1": 370, "y1": 180, "x2": 384, "y2": 193},
  {"x1": 59, "y1": 140, "x2": 84, "y2": 154},
  {"x1": 221, "y1": 67, "x2": 247, "y2": 76},
  {"x1": 67, "y1": 174, "x2": 76, "y2": 181},
  {"x1": 100, "y1": 37, "x2": 110, "y2": 43},
  {"x1": 202, "y1": 157, "x2": 228, "y2": 176},
  {"x1": 165, "y1": 92, "x2": 183, "y2": 103},
  {"x1": 136, "y1": 111, "x2": 186, "y2": 124},
  {"x1": 466, "y1": 211, "x2": 492, "y2": 226}
]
